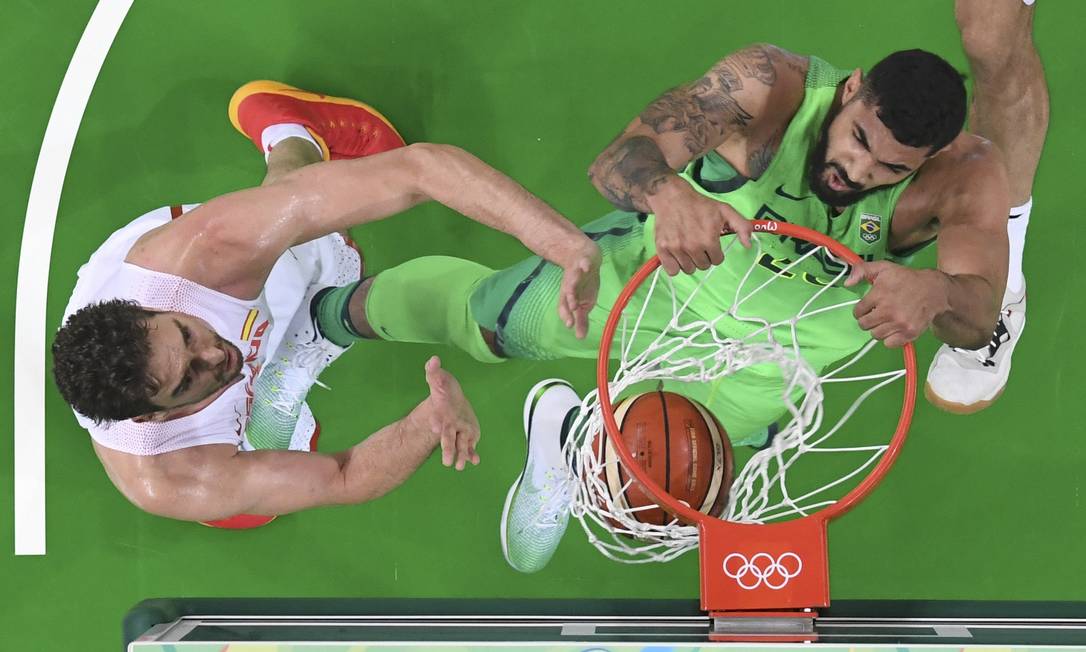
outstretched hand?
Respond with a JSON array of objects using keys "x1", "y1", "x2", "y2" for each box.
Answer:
[
  {"x1": 422, "y1": 356, "x2": 481, "y2": 470},
  {"x1": 558, "y1": 244, "x2": 602, "y2": 339}
]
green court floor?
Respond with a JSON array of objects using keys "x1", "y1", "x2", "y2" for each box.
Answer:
[{"x1": 4, "y1": 1, "x2": 1085, "y2": 650}]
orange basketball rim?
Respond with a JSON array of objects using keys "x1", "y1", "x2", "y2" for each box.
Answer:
[{"x1": 594, "y1": 220, "x2": 918, "y2": 633}]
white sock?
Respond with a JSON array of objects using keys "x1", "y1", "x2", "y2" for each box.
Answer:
[
  {"x1": 1006, "y1": 197, "x2": 1031, "y2": 297},
  {"x1": 260, "y1": 123, "x2": 323, "y2": 161}
]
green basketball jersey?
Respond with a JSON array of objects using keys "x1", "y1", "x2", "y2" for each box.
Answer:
[{"x1": 643, "y1": 56, "x2": 917, "y2": 371}]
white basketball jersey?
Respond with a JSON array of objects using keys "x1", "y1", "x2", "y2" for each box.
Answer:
[{"x1": 61, "y1": 203, "x2": 361, "y2": 456}]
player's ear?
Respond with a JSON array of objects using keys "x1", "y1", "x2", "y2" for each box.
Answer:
[{"x1": 840, "y1": 68, "x2": 864, "y2": 104}]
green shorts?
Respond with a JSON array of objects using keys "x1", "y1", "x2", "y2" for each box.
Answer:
[{"x1": 365, "y1": 211, "x2": 824, "y2": 444}]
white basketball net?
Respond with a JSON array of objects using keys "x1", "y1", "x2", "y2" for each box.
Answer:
[{"x1": 563, "y1": 233, "x2": 908, "y2": 563}]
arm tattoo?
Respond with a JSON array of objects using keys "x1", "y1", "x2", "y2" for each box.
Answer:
[
  {"x1": 590, "y1": 44, "x2": 801, "y2": 210},
  {"x1": 639, "y1": 75, "x2": 753, "y2": 156},
  {"x1": 637, "y1": 44, "x2": 785, "y2": 157},
  {"x1": 729, "y1": 46, "x2": 777, "y2": 87},
  {"x1": 590, "y1": 135, "x2": 673, "y2": 212},
  {"x1": 746, "y1": 140, "x2": 776, "y2": 179}
]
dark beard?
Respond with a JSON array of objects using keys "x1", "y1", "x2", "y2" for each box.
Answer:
[{"x1": 807, "y1": 111, "x2": 879, "y2": 208}]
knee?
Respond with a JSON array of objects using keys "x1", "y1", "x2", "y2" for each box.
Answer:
[{"x1": 955, "y1": 5, "x2": 1031, "y2": 76}]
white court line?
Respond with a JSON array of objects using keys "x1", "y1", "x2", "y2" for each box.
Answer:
[{"x1": 14, "y1": 0, "x2": 132, "y2": 555}]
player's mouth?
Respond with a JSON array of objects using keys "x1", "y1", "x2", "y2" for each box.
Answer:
[
  {"x1": 218, "y1": 342, "x2": 241, "y2": 380},
  {"x1": 827, "y1": 169, "x2": 848, "y2": 192}
]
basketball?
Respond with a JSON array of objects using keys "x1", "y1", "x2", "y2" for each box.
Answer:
[{"x1": 597, "y1": 391, "x2": 734, "y2": 526}]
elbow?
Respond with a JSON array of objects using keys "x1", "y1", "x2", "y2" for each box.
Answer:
[
  {"x1": 587, "y1": 152, "x2": 605, "y2": 184},
  {"x1": 587, "y1": 145, "x2": 617, "y2": 195},
  {"x1": 403, "y1": 142, "x2": 463, "y2": 168},
  {"x1": 401, "y1": 142, "x2": 465, "y2": 200}
]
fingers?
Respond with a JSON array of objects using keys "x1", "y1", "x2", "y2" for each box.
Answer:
[
  {"x1": 658, "y1": 250, "x2": 682, "y2": 276},
  {"x1": 869, "y1": 322, "x2": 899, "y2": 342},
  {"x1": 844, "y1": 263, "x2": 866, "y2": 288},
  {"x1": 882, "y1": 332, "x2": 909, "y2": 349},
  {"x1": 573, "y1": 303, "x2": 591, "y2": 339},
  {"x1": 692, "y1": 249, "x2": 713, "y2": 270},
  {"x1": 557, "y1": 293, "x2": 573, "y2": 329},
  {"x1": 440, "y1": 428, "x2": 481, "y2": 470},
  {"x1": 706, "y1": 246, "x2": 725, "y2": 266},
  {"x1": 846, "y1": 260, "x2": 893, "y2": 288},
  {"x1": 853, "y1": 292, "x2": 876, "y2": 320},
  {"x1": 673, "y1": 250, "x2": 699, "y2": 275},
  {"x1": 440, "y1": 427, "x2": 456, "y2": 467},
  {"x1": 721, "y1": 207, "x2": 753, "y2": 248},
  {"x1": 855, "y1": 307, "x2": 882, "y2": 331},
  {"x1": 857, "y1": 312, "x2": 914, "y2": 348},
  {"x1": 424, "y1": 356, "x2": 452, "y2": 401}
]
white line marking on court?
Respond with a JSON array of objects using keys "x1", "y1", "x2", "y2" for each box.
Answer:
[{"x1": 14, "y1": 0, "x2": 132, "y2": 556}]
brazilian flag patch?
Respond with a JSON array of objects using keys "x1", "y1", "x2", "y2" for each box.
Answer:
[{"x1": 859, "y1": 213, "x2": 882, "y2": 244}]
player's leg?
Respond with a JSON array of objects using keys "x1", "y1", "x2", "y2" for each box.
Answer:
[
  {"x1": 233, "y1": 81, "x2": 403, "y2": 449},
  {"x1": 359, "y1": 210, "x2": 653, "y2": 363},
  {"x1": 262, "y1": 135, "x2": 324, "y2": 185},
  {"x1": 926, "y1": 0, "x2": 1048, "y2": 414}
]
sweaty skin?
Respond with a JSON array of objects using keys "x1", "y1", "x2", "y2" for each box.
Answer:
[
  {"x1": 95, "y1": 141, "x2": 601, "y2": 521},
  {"x1": 589, "y1": 44, "x2": 1009, "y2": 350}
]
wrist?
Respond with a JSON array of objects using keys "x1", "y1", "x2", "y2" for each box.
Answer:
[
  {"x1": 559, "y1": 237, "x2": 600, "y2": 270},
  {"x1": 644, "y1": 174, "x2": 689, "y2": 215},
  {"x1": 922, "y1": 268, "x2": 954, "y2": 318}
]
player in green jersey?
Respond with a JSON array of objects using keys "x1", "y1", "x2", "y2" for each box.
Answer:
[{"x1": 358, "y1": 46, "x2": 1010, "y2": 572}]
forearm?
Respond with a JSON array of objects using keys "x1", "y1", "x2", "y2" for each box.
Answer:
[
  {"x1": 588, "y1": 134, "x2": 681, "y2": 213},
  {"x1": 333, "y1": 406, "x2": 440, "y2": 505},
  {"x1": 929, "y1": 270, "x2": 1001, "y2": 349},
  {"x1": 414, "y1": 144, "x2": 596, "y2": 268}
]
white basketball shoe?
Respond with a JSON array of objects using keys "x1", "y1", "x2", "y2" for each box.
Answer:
[
  {"x1": 500, "y1": 379, "x2": 580, "y2": 573},
  {"x1": 925, "y1": 285, "x2": 1026, "y2": 414},
  {"x1": 246, "y1": 285, "x2": 350, "y2": 449}
]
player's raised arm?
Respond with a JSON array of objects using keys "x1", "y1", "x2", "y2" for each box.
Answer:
[
  {"x1": 847, "y1": 145, "x2": 1010, "y2": 350},
  {"x1": 125, "y1": 357, "x2": 480, "y2": 522},
  {"x1": 588, "y1": 45, "x2": 781, "y2": 210},
  {"x1": 586, "y1": 44, "x2": 805, "y2": 275},
  {"x1": 138, "y1": 143, "x2": 598, "y2": 301}
]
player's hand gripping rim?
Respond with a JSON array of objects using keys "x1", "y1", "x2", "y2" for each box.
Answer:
[{"x1": 651, "y1": 184, "x2": 753, "y2": 276}]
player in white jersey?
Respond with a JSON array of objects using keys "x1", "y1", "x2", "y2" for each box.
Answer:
[{"x1": 52, "y1": 81, "x2": 600, "y2": 527}]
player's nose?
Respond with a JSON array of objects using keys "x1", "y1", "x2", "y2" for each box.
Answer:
[{"x1": 198, "y1": 345, "x2": 226, "y2": 367}]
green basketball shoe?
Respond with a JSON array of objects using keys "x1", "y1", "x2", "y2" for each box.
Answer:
[
  {"x1": 500, "y1": 379, "x2": 580, "y2": 574},
  {"x1": 246, "y1": 284, "x2": 349, "y2": 449}
]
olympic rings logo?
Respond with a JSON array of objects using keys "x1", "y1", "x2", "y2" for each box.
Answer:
[{"x1": 722, "y1": 552, "x2": 803, "y2": 590}]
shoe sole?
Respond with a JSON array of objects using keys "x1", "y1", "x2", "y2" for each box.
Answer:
[
  {"x1": 499, "y1": 378, "x2": 573, "y2": 569},
  {"x1": 924, "y1": 294, "x2": 1025, "y2": 416},
  {"x1": 924, "y1": 380, "x2": 1005, "y2": 415},
  {"x1": 227, "y1": 80, "x2": 405, "y2": 159}
]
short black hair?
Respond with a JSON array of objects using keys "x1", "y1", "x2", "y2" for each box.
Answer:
[
  {"x1": 859, "y1": 49, "x2": 966, "y2": 154},
  {"x1": 52, "y1": 299, "x2": 160, "y2": 424}
]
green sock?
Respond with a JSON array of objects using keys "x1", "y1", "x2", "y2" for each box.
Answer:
[{"x1": 313, "y1": 281, "x2": 363, "y2": 347}]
